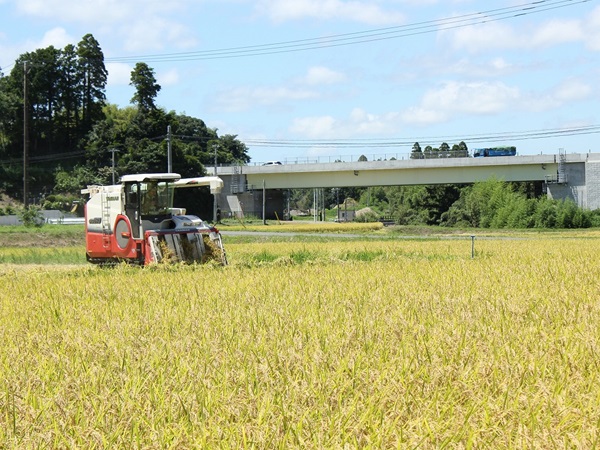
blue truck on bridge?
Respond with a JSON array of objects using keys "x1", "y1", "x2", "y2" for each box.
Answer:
[{"x1": 473, "y1": 146, "x2": 517, "y2": 157}]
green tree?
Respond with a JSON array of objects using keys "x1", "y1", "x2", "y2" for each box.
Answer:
[
  {"x1": 19, "y1": 205, "x2": 44, "y2": 227},
  {"x1": 410, "y1": 142, "x2": 423, "y2": 159},
  {"x1": 441, "y1": 178, "x2": 593, "y2": 229},
  {"x1": 77, "y1": 34, "x2": 107, "y2": 132},
  {"x1": 0, "y1": 69, "x2": 19, "y2": 157},
  {"x1": 2, "y1": 49, "x2": 66, "y2": 194},
  {"x1": 219, "y1": 134, "x2": 250, "y2": 164},
  {"x1": 130, "y1": 62, "x2": 161, "y2": 112},
  {"x1": 408, "y1": 185, "x2": 461, "y2": 224},
  {"x1": 438, "y1": 142, "x2": 450, "y2": 158},
  {"x1": 534, "y1": 197, "x2": 558, "y2": 228},
  {"x1": 57, "y1": 44, "x2": 81, "y2": 149},
  {"x1": 27, "y1": 47, "x2": 63, "y2": 156}
]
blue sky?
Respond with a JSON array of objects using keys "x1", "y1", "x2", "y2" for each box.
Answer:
[{"x1": 1, "y1": 0, "x2": 599, "y2": 164}]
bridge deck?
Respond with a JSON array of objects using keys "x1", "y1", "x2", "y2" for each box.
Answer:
[{"x1": 218, "y1": 154, "x2": 567, "y2": 189}]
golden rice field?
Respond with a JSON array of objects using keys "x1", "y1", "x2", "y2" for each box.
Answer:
[
  {"x1": 1, "y1": 235, "x2": 600, "y2": 448},
  {"x1": 221, "y1": 221, "x2": 385, "y2": 233}
]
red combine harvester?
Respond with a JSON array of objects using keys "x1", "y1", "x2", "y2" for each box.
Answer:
[{"x1": 82, "y1": 173, "x2": 227, "y2": 265}]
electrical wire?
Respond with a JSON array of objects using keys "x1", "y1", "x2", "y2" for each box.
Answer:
[
  {"x1": 241, "y1": 124, "x2": 600, "y2": 149},
  {"x1": 104, "y1": 0, "x2": 590, "y2": 63},
  {"x1": 0, "y1": 149, "x2": 86, "y2": 166},
  {"x1": 1, "y1": 0, "x2": 589, "y2": 69},
  {"x1": 0, "y1": 124, "x2": 596, "y2": 167}
]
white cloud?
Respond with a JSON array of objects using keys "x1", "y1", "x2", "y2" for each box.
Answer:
[
  {"x1": 553, "y1": 78, "x2": 592, "y2": 102},
  {"x1": 348, "y1": 107, "x2": 401, "y2": 134},
  {"x1": 424, "y1": 81, "x2": 519, "y2": 113},
  {"x1": 397, "y1": 0, "x2": 438, "y2": 4},
  {"x1": 120, "y1": 17, "x2": 197, "y2": 52},
  {"x1": 213, "y1": 86, "x2": 319, "y2": 112},
  {"x1": 396, "y1": 0, "x2": 472, "y2": 4},
  {"x1": 524, "y1": 78, "x2": 593, "y2": 112},
  {"x1": 16, "y1": 0, "x2": 185, "y2": 22},
  {"x1": 17, "y1": 0, "x2": 131, "y2": 22},
  {"x1": 0, "y1": 27, "x2": 74, "y2": 68},
  {"x1": 14, "y1": 0, "x2": 197, "y2": 52},
  {"x1": 38, "y1": 27, "x2": 74, "y2": 49},
  {"x1": 530, "y1": 19, "x2": 584, "y2": 48},
  {"x1": 446, "y1": 17, "x2": 587, "y2": 53},
  {"x1": 289, "y1": 76, "x2": 593, "y2": 136},
  {"x1": 445, "y1": 22, "x2": 520, "y2": 53},
  {"x1": 255, "y1": 0, "x2": 405, "y2": 25},
  {"x1": 490, "y1": 57, "x2": 511, "y2": 71},
  {"x1": 584, "y1": 6, "x2": 600, "y2": 51},
  {"x1": 402, "y1": 81, "x2": 520, "y2": 125},
  {"x1": 212, "y1": 65, "x2": 346, "y2": 112},
  {"x1": 158, "y1": 68, "x2": 180, "y2": 86},
  {"x1": 401, "y1": 108, "x2": 447, "y2": 126},
  {"x1": 290, "y1": 115, "x2": 337, "y2": 138},
  {"x1": 401, "y1": 78, "x2": 594, "y2": 125},
  {"x1": 106, "y1": 62, "x2": 133, "y2": 86},
  {"x1": 290, "y1": 107, "x2": 400, "y2": 138},
  {"x1": 302, "y1": 66, "x2": 346, "y2": 85},
  {"x1": 445, "y1": 57, "x2": 516, "y2": 77},
  {"x1": 286, "y1": 73, "x2": 594, "y2": 137}
]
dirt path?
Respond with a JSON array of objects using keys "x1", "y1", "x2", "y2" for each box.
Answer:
[{"x1": 0, "y1": 231, "x2": 85, "y2": 248}]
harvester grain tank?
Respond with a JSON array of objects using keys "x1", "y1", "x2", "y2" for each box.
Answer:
[{"x1": 82, "y1": 173, "x2": 226, "y2": 265}]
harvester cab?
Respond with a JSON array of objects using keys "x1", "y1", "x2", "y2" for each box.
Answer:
[{"x1": 82, "y1": 173, "x2": 227, "y2": 265}]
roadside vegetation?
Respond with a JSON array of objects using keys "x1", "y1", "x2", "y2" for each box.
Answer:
[{"x1": 294, "y1": 178, "x2": 600, "y2": 229}]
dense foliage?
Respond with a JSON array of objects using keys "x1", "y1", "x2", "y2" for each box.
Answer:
[
  {"x1": 441, "y1": 178, "x2": 599, "y2": 229},
  {"x1": 0, "y1": 34, "x2": 250, "y2": 203},
  {"x1": 410, "y1": 140, "x2": 469, "y2": 159},
  {"x1": 289, "y1": 178, "x2": 600, "y2": 229}
]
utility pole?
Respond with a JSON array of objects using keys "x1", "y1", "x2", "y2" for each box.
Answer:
[
  {"x1": 167, "y1": 125, "x2": 172, "y2": 173},
  {"x1": 23, "y1": 61, "x2": 29, "y2": 207},
  {"x1": 109, "y1": 148, "x2": 119, "y2": 184},
  {"x1": 213, "y1": 143, "x2": 218, "y2": 222},
  {"x1": 213, "y1": 143, "x2": 218, "y2": 176},
  {"x1": 262, "y1": 179, "x2": 266, "y2": 225},
  {"x1": 336, "y1": 188, "x2": 340, "y2": 222}
]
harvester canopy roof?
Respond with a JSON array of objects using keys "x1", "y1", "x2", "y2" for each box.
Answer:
[
  {"x1": 173, "y1": 176, "x2": 224, "y2": 194},
  {"x1": 120, "y1": 173, "x2": 181, "y2": 183}
]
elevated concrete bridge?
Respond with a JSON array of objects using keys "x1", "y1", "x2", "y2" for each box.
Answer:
[{"x1": 213, "y1": 152, "x2": 600, "y2": 218}]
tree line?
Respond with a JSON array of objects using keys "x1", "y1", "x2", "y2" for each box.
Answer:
[
  {"x1": 290, "y1": 179, "x2": 600, "y2": 229},
  {"x1": 0, "y1": 33, "x2": 250, "y2": 206},
  {"x1": 410, "y1": 141, "x2": 469, "y2": 159}
]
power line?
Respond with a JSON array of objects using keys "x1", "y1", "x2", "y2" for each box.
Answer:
[
  {"x1": 0, "y1": 149, "x2": 86, "y2": 166},
  {"x1": 0, "y1": 0, "x2": 590, "y2": 69},
  {"x1": 2, "y1": 0, "x2": 590, "y2": 69},
  {"x1": 104, "y1": 0, "x2": 590, "y2": 63},
  {"x1": 241, "y1": 125, "x2": 600, "y2": 149},
  {"x1": 0, "y1": 124, "x2": 596, "y2": 167}
]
